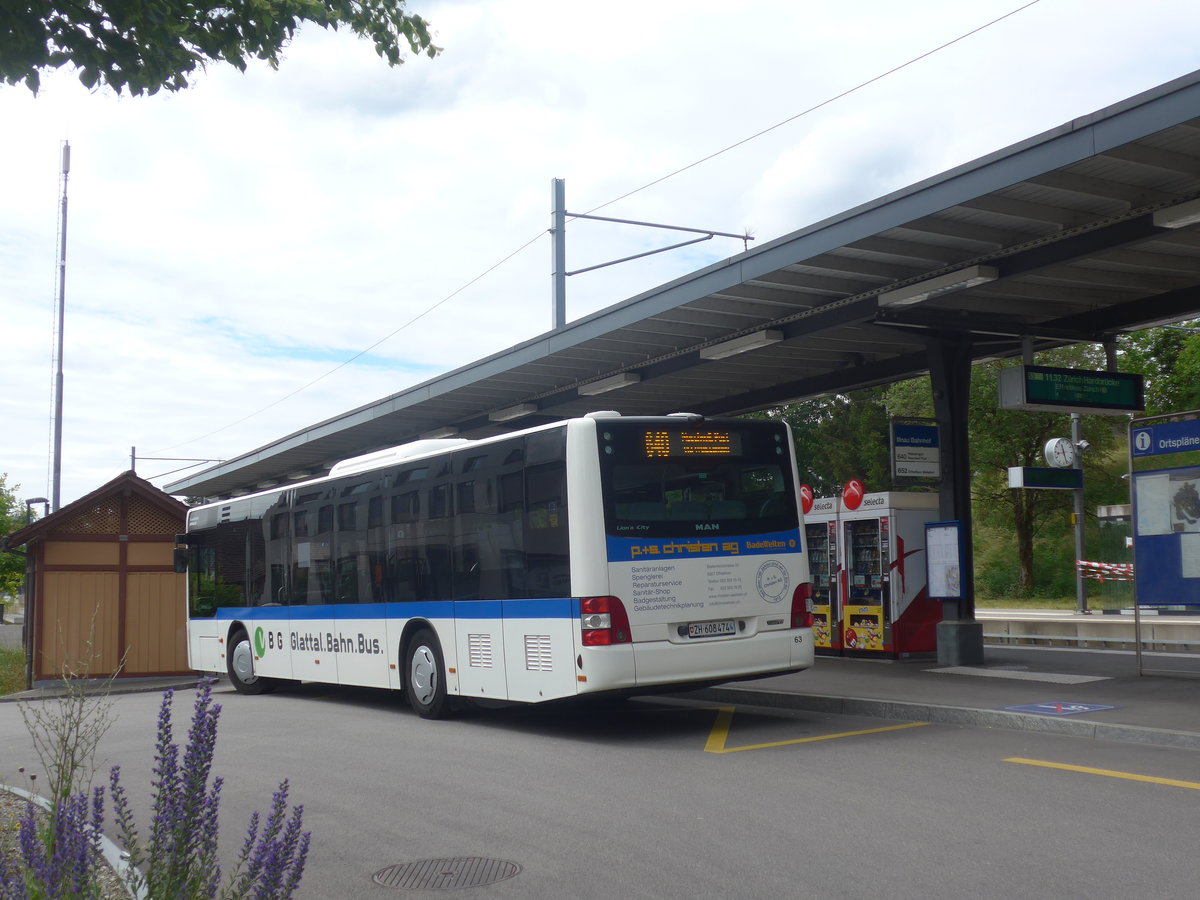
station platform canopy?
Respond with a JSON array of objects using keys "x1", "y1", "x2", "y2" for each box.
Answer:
[{"x1": 167, "y1": 70, "x2": 1200, "y2": 500}]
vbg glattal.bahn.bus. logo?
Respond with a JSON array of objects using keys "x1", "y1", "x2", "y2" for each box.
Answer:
[{"x1": 254, "y1": 626, "x2": 268, "y2": 656}]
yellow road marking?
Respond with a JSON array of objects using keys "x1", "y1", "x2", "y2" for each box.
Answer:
[
  {"x1": 705, "y1": 705, "x2": 929, "y2": 753},
  {"x1": 1005, "y1": 757, "x2": 1200, "y2": 791}
]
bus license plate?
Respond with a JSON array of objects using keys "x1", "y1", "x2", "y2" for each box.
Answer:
[{"x1": 688, "y1": 620, "x2": 736, "y2": 639}]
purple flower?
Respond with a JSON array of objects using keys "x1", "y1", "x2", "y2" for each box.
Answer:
[
  {"x1": 4, "y1": 789, "x2": 105, "y2": 899},
  {"x1": 106, "y1": 676, "x2": 310, "y2": 899}
]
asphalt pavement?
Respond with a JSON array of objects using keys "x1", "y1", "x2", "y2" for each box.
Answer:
[
  {"x1": 688, "y1": 644, "x2": 1200, "y2": 750},
  {"x1": 6, "y1": 643, "x2": 1199, "y2": 750}
]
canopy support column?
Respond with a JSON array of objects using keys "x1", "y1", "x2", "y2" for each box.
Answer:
[{"x1": 928, "y1": 333, "x2": 984, "y2": 665}]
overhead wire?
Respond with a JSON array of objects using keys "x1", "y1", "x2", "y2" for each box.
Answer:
[
  {"x1": 150, "y1": 229, "x2": 546, "y2": 452},
  {"x1": 583, "y1": 0, "x2": 1042, "y2": 216},
  {"x1": 155, "y1": 0, "x2": 1042, "y2": 456}
]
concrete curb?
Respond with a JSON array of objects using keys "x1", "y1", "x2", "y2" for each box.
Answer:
[
  {"x1": 687, "y1": 685, "x2": 1200, "y2": 751},
  {"x1": 0, "y1": 678, "x2": 202, "y2": 703}
]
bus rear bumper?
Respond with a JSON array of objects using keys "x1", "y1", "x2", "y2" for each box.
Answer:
[{"x1": 628, "y1": 627, "x2": 813, "y2": 690}]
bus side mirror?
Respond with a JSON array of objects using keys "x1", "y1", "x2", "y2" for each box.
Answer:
[{"x1": 173, "y1": 547, "x2": 189, "y2": 574}]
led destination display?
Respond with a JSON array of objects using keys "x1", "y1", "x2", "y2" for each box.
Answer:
[{"x1": 642, "y1": 430, "x2": 744, "y2": 457}]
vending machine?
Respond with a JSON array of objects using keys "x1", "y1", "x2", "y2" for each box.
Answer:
[
  {"x1": 803, "y1": 496, "x2": 841, "y2": 654},
  {"x1": 840, "y1": 491, "x2": 941, "y2": 657}
]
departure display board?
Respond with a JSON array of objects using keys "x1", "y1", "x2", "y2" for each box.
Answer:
[{"x1": 999, "y1": 365, "x2": 1144, "y2": 415}]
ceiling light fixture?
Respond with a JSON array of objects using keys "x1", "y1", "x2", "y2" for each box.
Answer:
[
  {"x1": 878, "y1": 265, "x2": 999, "y2": 308},
  {"x1": 578, "y1": 372, "x2": 642, "y2": 396},
  {"x1": 489, "y1": 403, "x2": 538, "y2": 423},
  {"x1": 1153, "y1": 198, "x2": 1200, "y2": 229},
  {"x1": 699, "y1": 329, "x2": 784, "y2": 360},
  {"x1": 420, "y1": 426, "x2": 459, "y2": 439}
]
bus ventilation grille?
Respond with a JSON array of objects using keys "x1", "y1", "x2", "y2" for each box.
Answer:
[
  {"x1": 468, "y1": 633, "x2": 494, "y2": 668},
  {"x1": 524, "y1": 634, "x2": 553, "y2": 671}
]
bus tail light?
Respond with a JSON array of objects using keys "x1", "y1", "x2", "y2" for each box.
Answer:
[
  {"x1": 791, "y1": 582, "x2": 815, "y2": 629},
  {"x1": 580, "y1": 596, "x2": 631, "y2": 645}
]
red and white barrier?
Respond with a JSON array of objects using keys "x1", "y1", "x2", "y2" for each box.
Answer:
[{"x1": 1076, "y1": 560, "x2": 1135, "y2": 582}]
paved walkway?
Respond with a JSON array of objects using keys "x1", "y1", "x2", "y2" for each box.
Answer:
[{"x1": 688, "y1": 644, "x2": 1200, "y2": 750}]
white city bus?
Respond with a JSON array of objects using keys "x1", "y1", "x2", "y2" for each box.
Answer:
[{"x1": 178, "y1": 412, "x2": 814, "y2": 717}]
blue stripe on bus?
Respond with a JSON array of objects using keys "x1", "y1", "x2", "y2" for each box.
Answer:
[
  {"x1": 213, "y1": 598, "x2": 579, "y2": 622},
  {"x1": 605, "y1": 529, "x2": 804, "y2": 562}
]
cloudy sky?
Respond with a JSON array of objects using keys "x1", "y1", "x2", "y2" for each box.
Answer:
[{"x1": 4, "y1": 0, "x2": 1200, "y2": 509}]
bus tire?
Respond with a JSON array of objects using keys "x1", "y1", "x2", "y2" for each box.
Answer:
[
  {"x1": 405, "y1": 628, "x2": 450, "y2": 719},
  {"x1": 227, "y1": 628, "x2": 275, "y2": 695}
]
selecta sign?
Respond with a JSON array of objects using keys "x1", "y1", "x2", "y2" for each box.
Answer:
[
  {"x1": 842, "y1": 479, "x2": 865, "y2": 511},
  {"x1": 799, "y1": 484, "x2": 814, "y2": 515}
]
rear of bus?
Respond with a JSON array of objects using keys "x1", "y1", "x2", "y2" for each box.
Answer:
[{"x1": 570, "y1": 414, "x2": 815, "y2": 694}]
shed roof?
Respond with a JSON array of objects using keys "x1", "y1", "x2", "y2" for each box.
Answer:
[{"x1": 4, "y1": 471, "x2": 187, "y2": 549}]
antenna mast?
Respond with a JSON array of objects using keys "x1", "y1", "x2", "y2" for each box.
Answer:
[{"x1": 51, "y1": 141, "x2": 70, "y2": 512}]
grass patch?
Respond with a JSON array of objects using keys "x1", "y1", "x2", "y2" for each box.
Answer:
[{"x1": 0, "y1": 646, "x2": 26, "y2": 696}]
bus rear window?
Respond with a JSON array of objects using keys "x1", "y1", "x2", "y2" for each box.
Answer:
[{"x1": 598, "y1": 421, "x2": 798, "y2": 537}]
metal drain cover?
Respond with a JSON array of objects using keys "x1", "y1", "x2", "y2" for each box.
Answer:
[{"x1": 373, "y1": 857, "x2": 521, "y2": 890}]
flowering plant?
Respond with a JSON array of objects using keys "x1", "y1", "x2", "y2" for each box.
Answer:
[
  {"x1": 0, "y1": 784, "x2": 105, "y2": 900},
  {"x1": 110, "y1": 679, "x2": 310, "y2": 900},
  {"x1": 2, "y1": 678, "x2": 309, "y2": 900}
]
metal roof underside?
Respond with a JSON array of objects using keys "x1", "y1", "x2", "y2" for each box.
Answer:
[{"x1": 167, "y1": 70, "x2": 1200, "y2": 499}]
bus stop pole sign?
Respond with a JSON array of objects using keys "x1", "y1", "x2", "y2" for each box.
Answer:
[{"x1": 891, "y1": 419, "x2": 940, "y2": 479}]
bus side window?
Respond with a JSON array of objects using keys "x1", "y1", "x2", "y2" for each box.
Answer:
[
  {"x1": 188, "y1": 539, "x2": 219, "y2": 618},
  {"x1": 525, "y1": 460, "x2": 569, "y2": 598},
  {"x1": 266, "y1": 508, "x2": 289, "y2": 606},
  {"x1": 209, "y1": 521, "x2": 250, "y2": 609},
  {"x1": 335, "y1": 484, "x2": 376, "y2": 605},
  {"x1": 248, "y1": 518, "x2": 267, "y2": 606},
  {"x1": 386, "y1": 469, "x2": 423, "y2": 603},
  {"x1": 497, "y1": 468, "x2": 526, "y2": 597},
  {"x1": 314, "y1": 503, "x2": 335, "y2": 604},
  {"x1": 289, "y1": 494, "x2": 313, "y2": 605}
]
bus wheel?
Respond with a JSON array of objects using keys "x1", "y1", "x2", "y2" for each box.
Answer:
[
  {"x1": 227, "y1": 628, "x2": 274, "y2": 695},
  {"x1": 405, "y1": 629, "x2": 450, "y2": 719}
]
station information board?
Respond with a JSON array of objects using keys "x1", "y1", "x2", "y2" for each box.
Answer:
[
  {"x1": 1130, "y1": 411, "x2": 1200, "y2": 608},
  {"x1": 999, "y1": 365, "x2": 1144, "y2": 416},
  {"x1": 925, "y1": 521, "x2": 965, "y2": 601}
]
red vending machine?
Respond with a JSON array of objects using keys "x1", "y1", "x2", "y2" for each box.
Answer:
[
  {"x1": 839, "y1": 491, "x2": 941, "y2": 657},
  {"x1": 803, "y1": 496, "x2": 841, "y2": 654}
]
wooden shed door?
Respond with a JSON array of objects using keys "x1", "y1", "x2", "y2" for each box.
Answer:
[{"x1": 38, "y1": 571, "x2": 121, "y2": 677}]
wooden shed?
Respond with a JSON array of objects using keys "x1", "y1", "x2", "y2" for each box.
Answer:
[{"x1": 4, "y1": 472, "x2": 190, "y2": 682}]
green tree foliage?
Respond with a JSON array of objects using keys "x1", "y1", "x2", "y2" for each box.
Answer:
[
  {"x1": 756, "y1": 387, "x2": 893, "y2": 496},
  {"x1": 764, "y1": 340, "x2": 1140, "y2": 597},
  {"x1": 1117, "y1": 319, "x2": 1200, "y2": 415},
  {"x1": 3, "y1": 1, "x2": 440, "y2": 95},
  {"x1": 1, "y1": 474, "x2": 31, "y2": 598}
]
